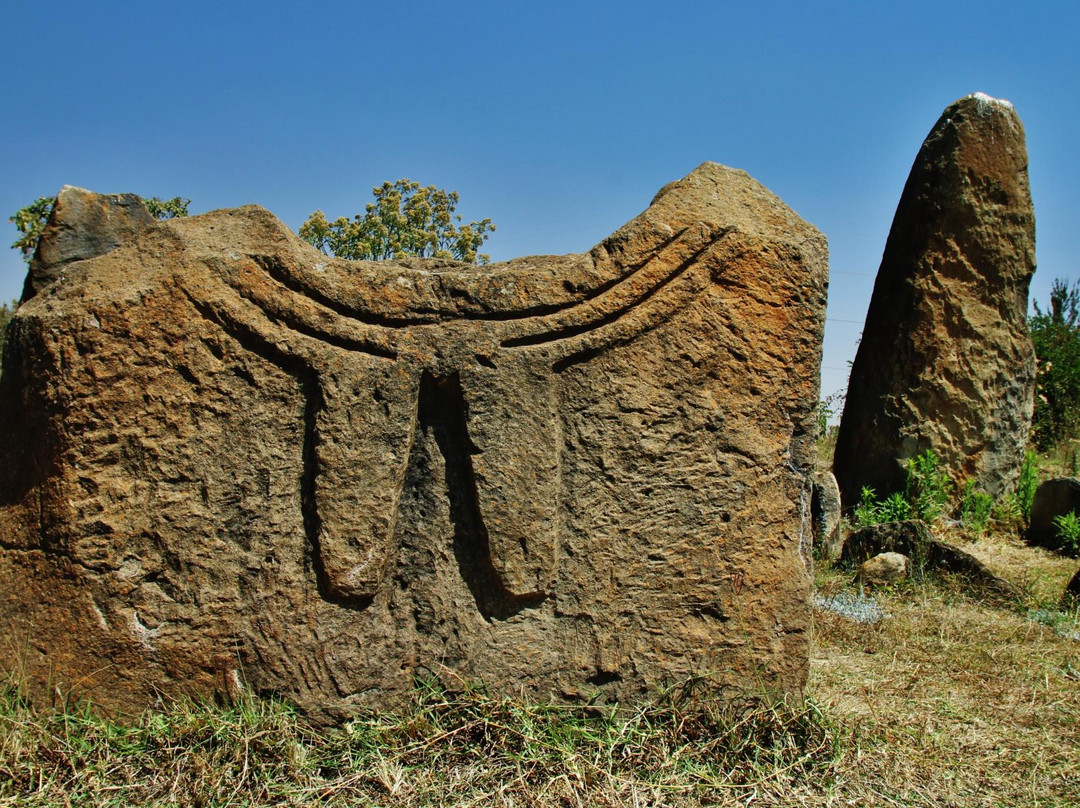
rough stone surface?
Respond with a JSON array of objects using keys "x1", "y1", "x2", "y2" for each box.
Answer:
[
  {"x1": 843, "y1": 520, "x2": 1019, "y2": 598},
  {"x1": 811, "y1": 469, "x2": 842, "y2": 561},
  {"x1": 0, "y1": 162, "x2": 828, "y2": 723},
  {"x1": 24, "y1": 185, "x2": 155, "y2": 302},
  {"x1": 857, "y1": 552, "x2": 909, "y2": 587},
  {"x1": 833, "y1": 93, "x2": 1036, "y2": 508},
  {"x1": 1026, "y1": 477, "x2": 1080, "y2": 553}
]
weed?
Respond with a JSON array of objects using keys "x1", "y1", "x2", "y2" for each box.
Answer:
[
  {"x1": 959, "y1": 479, "x2": 995, "y2": 537},
  {"x1": 1016, "y1": 449, "x2": 1040, "y2": 524},
  {"x1": 903, "y1": 449, "x2": 953, "y2": 523},
  {"x1": 1052, "y1": 511, "x2": 1080, "y2": 556},
  {"x1": 853, "y1": 450, "x2": 953, "y2": 528}
]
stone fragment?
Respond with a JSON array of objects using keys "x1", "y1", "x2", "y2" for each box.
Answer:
[
  {"x1": 0, "y1": 162, "x2": 828, "y2": 723},
  {"x1": 1026, "y1": 477, "x2": 1080, "y2": 554},
  {"x1": 833, "y1": 93, "x2": 1036, "y2": 508},
  {"x1": 23, "y1": 185, "x2": 155, "y2": 301},
  {"x1": 811, "y1": 469, "x2": 843, "y2": 561},
  {"x1": 857, "y1": 552, "x2": 909, "y2": 587}
]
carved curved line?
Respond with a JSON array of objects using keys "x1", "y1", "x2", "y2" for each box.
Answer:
[
  {"x1": 212, "y1": 258, "x2": 398, "y2": 359},
  {"x1": 502, "y1": 227, "x2": 729, "y2": 351},
  {"x1": 552, "y1": 261, "x2": 713, "y2": 372},
  {"x1": 247, "y1": 228, "x2": 690, "y2": 328}
]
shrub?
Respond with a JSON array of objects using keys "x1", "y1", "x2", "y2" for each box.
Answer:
[
  {"x1": 960, "y1": 479, "x2": 995, "y2": 537},
  {"x1": 1051, "y1": 511, "x2": 1080, "y2": 557},
  {"x1": 1030, "y1": 278, "x2": 1080, "y2": 449},
  {"x1": 903, "y1": 449, "x2": 953, "y2": 523}
]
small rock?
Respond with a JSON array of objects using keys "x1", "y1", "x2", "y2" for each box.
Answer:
[{"x1": 858, "y1": 552, "x2": 910, "y2": 586}]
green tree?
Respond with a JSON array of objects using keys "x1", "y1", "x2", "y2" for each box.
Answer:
[
  {"x1": 9, "y1": 197, "x2": 54, "y2": 261},
  {"x1": 1030, "y1": 277, "x2": 1080, "y2": 449},
  {"x1": 9, "y1": 194, "x2": 190, "y2": 263},
  {"x1": 299, "y1": 179, "x2": 495, "y2": 264}
]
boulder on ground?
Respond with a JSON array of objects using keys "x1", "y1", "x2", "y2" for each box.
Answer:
[
  {"x1": 1026, "y1": 477, "x2": 1080, "y2": 554},
  {"x1": 1063, "y1": 568, "x2": 1080, "y2": 608},
  {"x1": 843, "y1": 520, "x2": 1019, "y2": 598},
  {"x1": 0, "y1": 163, "x2": 828, "y2": 723},
  {"x1": 858, "y1": 552, "x2": 909, "y2": 587},
  {"x1": 833, "y1": 93, "x2": 1036, "y2": 509}
]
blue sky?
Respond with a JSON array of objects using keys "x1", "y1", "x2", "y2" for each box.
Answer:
[{"x1": 3, "y1": 1, "x2": 1077, "y2": 400}]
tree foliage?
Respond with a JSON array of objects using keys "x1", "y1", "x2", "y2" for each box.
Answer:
[
  {"x1": 8, "y1": 195, "x2": 190, "y2": 263},
  {"x1": 8, "y1": 197, "x2": 55, "y2": 262},
  {"x1": 1030, "y1": 277, "x2": 1080, "y2": 449},
  {"x1": 299, "y1": 180, "x2": 495, "y2": 264}
]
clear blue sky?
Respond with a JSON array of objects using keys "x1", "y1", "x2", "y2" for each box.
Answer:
[{"x1": 2, "y1": 1, "x2": 1077, "y2": 400}]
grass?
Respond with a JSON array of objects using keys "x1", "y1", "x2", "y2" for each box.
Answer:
[{"x1": 2, "y1": 537, "x2": 1078, "y2": 806}]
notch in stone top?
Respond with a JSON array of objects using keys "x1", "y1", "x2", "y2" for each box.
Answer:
[{"x1": 24, "y1": 186, "x2": 155, "y2": 302}]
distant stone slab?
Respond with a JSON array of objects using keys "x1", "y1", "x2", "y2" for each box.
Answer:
[
  {"x1": 0, "y1": 163, "x2": 827, "y2": 722},
  {"x1": 833, "y1": 93, "x2": 1036, "y2": 507}
]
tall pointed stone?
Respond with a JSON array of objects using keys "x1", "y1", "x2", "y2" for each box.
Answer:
[{"x1": 834, "y1": 93, "x2": 1036, "y2": 508}]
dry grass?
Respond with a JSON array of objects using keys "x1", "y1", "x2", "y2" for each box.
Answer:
[
  {"x1": 2, "y1": 537, "x2": 1078, "y2": 807},
  {"x1": 812, "y1": 564, "x2": 1080, "y2": 807}
]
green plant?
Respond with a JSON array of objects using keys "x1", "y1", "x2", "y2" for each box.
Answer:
[
  {"x1": 299, "y1": 179, "x2": 495, "y2": 264},
  {"x1": 904, "y1": 449, "x2": 953, "y2": 523},
  {"x1": 1016, "y1": 449, "x2": 1040, "y2": 524},
  {"x1": 1030, "y1": 278, "x2": 1080, "y2": 449},
  {"x1": 854, "y1": 486, "x2": 882, "y2": 528},
  {"x1": 1052, "y1": 511, "x2": 1080, "y2": 556},
  {"x1": 959, "y1": 479, "x2": 995, "y2": 538}
]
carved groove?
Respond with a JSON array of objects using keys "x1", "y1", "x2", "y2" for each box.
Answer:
[
  {"x1": 416, "y1": 371, "x2": 545, "y2": 620},
  {"x1": 183, "y1": 292, "x2": 371, "y2": 609},
  {"x1": 501, "y1": 229, "x2": 727, "y2": 350},
  {"x1": 252, "y1": 230, "x2": 690, "y2": 327}
]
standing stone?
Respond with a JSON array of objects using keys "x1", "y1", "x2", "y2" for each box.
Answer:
[
  {"x1": 0, "y1": 163, "x2": 828, "y2": 723},
  {"x1": 23, "y1": 185, "x2": 155, "y2": 302},
  {"x1": 811, "y1": 469, "x2": 843, "y2": 561},
  {"x1": 833, "y1": 93, "x2": 1036, "y2": 508}
]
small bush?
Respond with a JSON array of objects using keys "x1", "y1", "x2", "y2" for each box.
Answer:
[
  {"x1": 960, "y1": 479, "x2": 995, "y2": 537},
  {"x1": 853, "y1": 450, "x2": 953, "y2": 527},
  {"x1": 1052, "y1": 511, "x2": 1080, "y2": 557},
  {"x1": 904, "y1": 449, "x2": 953, "y2": 523},
  {"x1": 1031, "y1": 278, "x2": 1080, "y2": 449}
]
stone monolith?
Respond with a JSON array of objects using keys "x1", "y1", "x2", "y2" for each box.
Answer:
[
  {"x1": 833, "y1": 93, "x2": 1036, "y2": 508},
  {"x1": 0, "y1": 163, "x2": 827, "y2": 723}
]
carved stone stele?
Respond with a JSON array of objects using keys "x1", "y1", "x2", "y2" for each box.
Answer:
[{"x1": 0, "y1": 163, "x2": 826, "y2": 722}]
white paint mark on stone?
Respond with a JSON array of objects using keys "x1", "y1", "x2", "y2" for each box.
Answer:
[{"x1": 967, "y1": 91, "x2": 1014, "y2": 109}]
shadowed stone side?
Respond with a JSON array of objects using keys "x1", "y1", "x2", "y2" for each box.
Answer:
[
  {"x1": 833, "y1": 93, "x2": 1036, "y2": 509},
  {"x1": 0, "y1": 163, "x2": 827, "y2": 723},
  {"x1": 23, "y1": 185, "x2": 156, "y2": 302}
]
